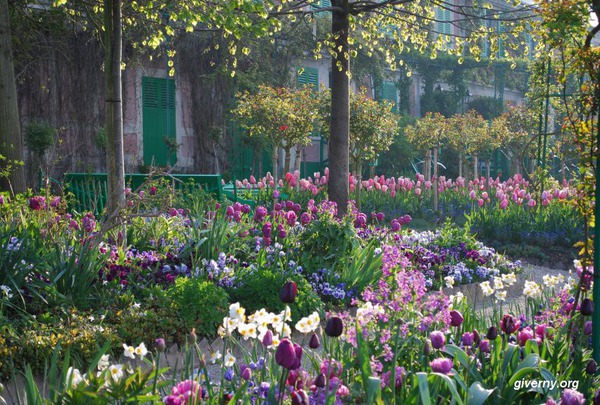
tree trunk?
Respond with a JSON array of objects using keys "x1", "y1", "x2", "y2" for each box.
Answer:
[
  {"x1": 433, "y1": 147, "x2": 439, "y2": 212},
  {"x1": 474, "y1": 155, "x2": 479, "y2": 179},
  {"x1": 283, "y1": 147, "x2": 291, "y2": 175},
  {"x1": 424, "y1": 149, "x2": 432, "y2": 181},
  {"x1": 294, "y1": 146, "x2": 302, "y2": 174},
  {"x1": 458, "y1": 153, "x2": 463, "y2": 178},
  {"x1": 328, "y1": 0, "x2": 350, "y2": 217},
  {"x1": 356, "y1": 160, "x2": 363, "y2": 212},
  {"x1": 271, "y1": 143, "x2": 279, "y2": 185},
  {"x1": 104, "y1": 0, "x2": 125, "y2": 217},
  {"x1": 486, "y1": 159, "x2": 491, "y2": 181},
  {"x1": 0, "y1": 0, "x2": 26, "y2": 194}
]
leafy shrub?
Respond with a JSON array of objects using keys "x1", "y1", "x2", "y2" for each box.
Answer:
[
  {"x1": 0, "y1": 310, "x2": 118, "y2": 381},
  {"x1": 227, "y1": 268, "x2": 323, "y2": 323},
  {"x1": 26, "y1": 121, "x2": 56, "y2": 157},
  {"x1": 168, "y1": 278, "x2": 230, "y2": 339},
  {"x1": 298, "y1": 214, "x2": 358, "y2": 270}
]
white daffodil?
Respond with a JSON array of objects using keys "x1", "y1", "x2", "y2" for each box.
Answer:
[
  {"x1": 224, "y1": 352, "x2": 236, "y2": 367},
  {"x1": 0, "y1": 285, "x2": 13, "y2": 299},
  {"x1": 493, "y1": 276, "x2": 504, "y2": 290},
  {"x1": 523, "y1": 281, "x2": 542, "y2": 299},
  {"x1": 134, "y1": 342, "x2": 147, "y2": 358},
  {"x1": 495, "y1": 290, "x2": 507, "y2": 302},
  {"x1": 229, "y1": 302, "x2": 246, "y2": 321},
  {"x1": 98, "y1": 354, "x2": 110, "y2": 371},
  {"x1": 480, "y1": 281, "x2": 494, "y2": 297},
  {"x1": 108, "y1": 364, "x2": 124, "y2": 382},
  {"x1": 444, "y1": 276, "x2": 455, "y2": 289},
  {"x1": 501, "y1": 273, "x2": 517, "y2": 286},
  {"x1": 66, "y1": 367, "x2": 83, "y2": 388},
  {"x1": 210, "y1": 350, "x2": 222, "y2": 364},
  {"x1": 123, "y1": 344, "x2": 136, "y2": 359}
]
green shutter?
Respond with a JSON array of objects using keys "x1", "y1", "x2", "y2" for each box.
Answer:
[
  {"x1": 297, "y1": 67, "x2": 319, "y2": 89},
  {"x1": 376, "y1": 81, "x2": 397, "y2": 112},
  {"x1": 497, "y1": 21, "x2": 503, "y2": 59},
  {"x1": 436, "y1": 6, "x2": 451, "y2": 36},
  {"x1": 142, "y1": 76, "x2": 176, "y2": 167}
]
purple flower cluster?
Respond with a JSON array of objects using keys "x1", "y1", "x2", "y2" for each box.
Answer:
[{"x1": 307, "y1": 268, "x2": 357, "y2": 301}]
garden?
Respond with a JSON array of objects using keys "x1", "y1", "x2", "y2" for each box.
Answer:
[{"x1": 0, "y1": 170, "x2": 596, "y2": 404}]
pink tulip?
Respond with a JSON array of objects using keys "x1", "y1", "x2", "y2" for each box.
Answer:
[
  {"x1": 478, "y1": 199, "x2": 484, "y2": 207},
  {"x1": 469, "y1": 190, "x2": 477, "y2": 200},
  {"x1": 415, "y1": 188, "x2": 422, "y2": 196},
  {"x1": 500, "y1": 199, "x2": 509, "y2": 209},
  {"x1": 249, "y1": 175, "x2": 256, "y2": 185},
  {"x1": 482, "y1": 192, "x2": 488, "y2": 200},
  {"x1": 528, "y1": 199, "x2": 536, "y2": 207}
]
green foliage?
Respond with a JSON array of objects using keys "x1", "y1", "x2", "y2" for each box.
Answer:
[
  {"x1": 39, "y1": 239, "x2": 110, "y2": 309},
  {"x1": 25, "y1": 121, "x2": 57, "y2": 158},
  {"x1": 168, "y1": 278, "x2": 230, "y2": 339},
  {"x1": 0, "y1": 310, "x2": 118, "y2": 381},
  {"x1": 227, "y1": 269, "x2": 322, "y2": 323},
  {"x1": 467, "y1": 96, "x2": 504, "y2": 120},
  {"x1": 298, "y1": 214, "x2": 358, "y2": 271}
]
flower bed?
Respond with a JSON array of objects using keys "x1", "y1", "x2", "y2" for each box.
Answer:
[{"x1": 0, "y1": 184, "x2": 596, "y2": 403}]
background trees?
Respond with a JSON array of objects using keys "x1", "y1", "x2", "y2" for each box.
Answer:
[{"x1": 231, "y1": 85, "x2": 320, "y2": 183}]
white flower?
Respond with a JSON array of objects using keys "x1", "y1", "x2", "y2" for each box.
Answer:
[
  {"x1": 0, "y1": 285, "x2": 12, "y2": 299},
  {"x1": 229, "y1": 302, "x2": 246, "y2": 321},
  {"x1": 493, "y1": 277, "x2": 504, "y2": 290},
  {"x1": 523, "y1": 281, "x2": 542, "y2": 299},
  {"x1": 221, "y1": 317, "x2": 240, "y2": 335},
  {"x1": 98, "y1": 354, "x2": 110, "y2": 371},
  {"x1": 134, "y1": 342, "x2": 148, "y2": 358},
  {"x1": 480, "y1": 281, "x2": 494, "y2": 297},
  {"x1": 501, "y1": 273, "x2": 517, "y2": 286},
  {"x1": 224, "y1": 352, "x2": 236, "y2": 367},
  {"x1": 238, "y1": 322, "x2": 258, "y2": 340},
  {"x1": 374, "y1": 247, "x2": 382, "y2": 255},
  {"x1": 123, "y1": 344, "x2": 136, "y2": 359},
  {"x1": 295, "y1": 312, "x2": 320, "y2": 334},
  {"x1": 108, "y1": 364, "x2": 124, "y2": 382},
  {"x1": 444, "y1": 276, "x2": 455, "y2": 289},
  {"x1": 210, "y1": 350, "x2": 222, "y2": 364},
  {"x1": 66, "y1": 367, "x2": 83, "y2": 388},
  {"x1": 495, "y1": 290, "x2": 507, "y2": 302}
]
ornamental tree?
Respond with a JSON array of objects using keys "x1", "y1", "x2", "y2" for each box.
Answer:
[
  {"x1": 404, "y1": 112, "x2": 448, "y2": 210},
  {"x1": 232, "y1": 85, "x2": 320, "y2": 182}
]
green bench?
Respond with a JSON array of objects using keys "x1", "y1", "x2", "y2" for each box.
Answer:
[{"x1": 64, "y1": 173, "x2": 225, "y2": 215}]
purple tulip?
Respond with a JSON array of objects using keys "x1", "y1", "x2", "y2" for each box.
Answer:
[
  {"x1": 390, "y1": 219, "x2": 401, "y2": 232},
  {"x1": 291, "y1": 389, "x2": 309, "y2": 405},
  {"x1": 430, "y1": 331, "x2": 445, "y2": 349},
  {"x1": 262, "y1": 330, "x2": 273, "y2": 347},
  {"x1": 585, "y1": 321, "x2": 592, "y2": 336},
  {"x1": 325, "y1": 317, "x2": 344, "y2": 337},
  {"x1": 286, "y1": 211, "x2": 297, "y2": 226},
  {"x1": 430, "y1": 358, "x2": 453, "y2": 374},
  {"x1": 581, "y1": 298, "x2": 593, "y2": 316},
  {"x1": 560, "y1": 389, "x2": 585, "y2": 405},
  {"x1": 479, "y1": 339, "x2": 490, "y2": 353},
  {"x1": 449, "y1": 310, "x2": 464, "y2": 327},
  {"x1": 486, "y1": 326, "x2": 498, "y2": 340},
  {"x1": 500, "y1": 314, "x2": 520, "y2": 335},
  {"x1": 461, "y1": 332, "x2": 474, "y2": 346},
  {"x1": 314, "y1": 373, "x2": 326, "y2": 388},
  {"x1": 277, "y1": 224, "x2": 286, "y2": 239},
  {"x1": 275, "y1": 339, "x2": 296, "y2": 370},
  {"x1": 309, "y1": 333, "x2": 320, "y2": 349},
  {"x1": 155, "y1": 338, "x2": 166, "y2": 352},
  {"x1": 240, "y1": 365, "x2": 252, "y2": 381},
  {"x1": 290, "y1": 343, "x2": 303, "y2": 370},
  {"x1": 280, "y1": 281, "x2": 298, "y2": 304},
  {"x1": 262, "y1": 222, "x2": 272, "y2": 239}
]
